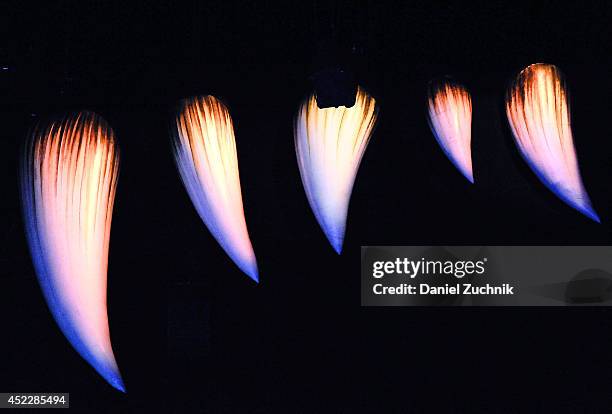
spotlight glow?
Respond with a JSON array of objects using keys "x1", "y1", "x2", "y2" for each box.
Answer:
[
  {"x1": 506, "y1": 63, "x2": 599, "y2": 222},
  {"x1": 295, "y1": 87, "x2": 378, "y2": 253},
  {"x1": 172, "y1": 96, "x2": 259, "y2": 281},
  {"x1": 20, "y1": 112, "x2": 125, "y2": 392},
  {"x1": 427, "y1": 80, "x2": 473, "y2": 183}
]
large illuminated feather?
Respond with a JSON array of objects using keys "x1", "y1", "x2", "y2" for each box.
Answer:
[
  {"x1": 427, "y1": 80, "x2": 473, "y2": 183},
  {"x1": 20, "y1": 112, "x2": 125, "y2": 391},
  {"x1": 172, "y1": 96, "x2": 259, "y2": 282},
  {"x1": 506, "y1": 63, "x2": 599, "y2": 222},
  {"x1": 294, "y1": 87, "x2": 378, "y2": 253}
]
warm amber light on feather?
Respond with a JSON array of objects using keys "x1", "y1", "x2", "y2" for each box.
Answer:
[
  {"x1": 506, "y1": 63, "x2": 599, "y2": 222},
  {"x1": 427, "y1": 81, "x2": 473, "y2": 182},
  {"x1": 172, "y1": 96, "x2": 258, "y2": 281},
  {"x1": 295, "y1": 87, "x2": 378, "y2": 253},
  {"x1": 21, "y1": 112, "x2": 124, "y2": 391}
]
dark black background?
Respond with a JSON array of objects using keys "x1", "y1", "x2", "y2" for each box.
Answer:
[{"x1": 2, "y1": 1, "x2": 612, "y2": 412}]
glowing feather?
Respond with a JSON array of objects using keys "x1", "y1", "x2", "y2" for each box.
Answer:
[
  {"x1": 172, "y1": 96, "x2": 258, "y2": 281},
  {"x1": 294, "y1": 87, "x2": 378, "y2": 253},
  {"x1": 506, "y1": 63, "x2": 599, "y2": 222},
  {"x1": 427, "y1": 80, "x2": 473, "y2": 183},
  {"x1": 20, "y1": 112, "x2": 125, "y2": 392}
]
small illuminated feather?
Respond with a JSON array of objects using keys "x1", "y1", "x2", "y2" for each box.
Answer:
[
  {"x1": 506, "y1": 63, "x2": 599, "y2": 222},
  {"x1": 427, "y1": 80, "x2": 473, "y2": 183},
  {"x1": 294, "y1": 87, "x2": 378, "y2": 253},
  {"x1": 172, "y1": 96, "x2": 259, "y2": 281},
  {"x1": 20, "y1": 112, "x2": 125, "y2": 392}
]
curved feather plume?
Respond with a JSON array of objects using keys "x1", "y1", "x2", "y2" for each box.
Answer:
[
  {"x1": 294, "y1": 87, "x2": 378, "y2": 253},
  {"x1": 506, "y1": 63, "x2": 599, "y2": 222},
  {"x1": 20, "y1": 112, "x2": 125, "y2": 392},
  {"x1": 172, "y1": 96, "x2": 258, "y2": 282},
  {"x1": 427, "y1": 80, "x2": 473, "y2": 183}
]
